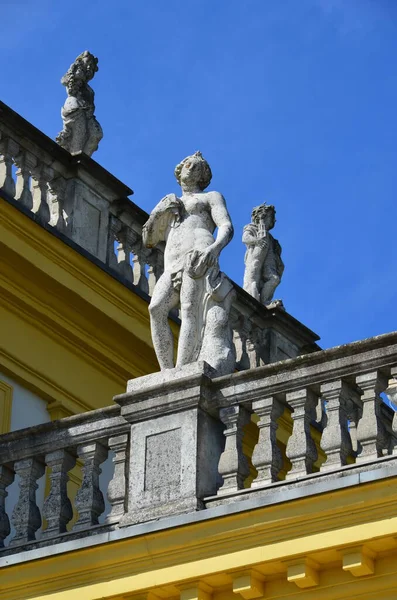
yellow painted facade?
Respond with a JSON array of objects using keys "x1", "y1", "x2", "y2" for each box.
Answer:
[{"x1": 1, "y1": 192, "x2": 397, "y2": 600}]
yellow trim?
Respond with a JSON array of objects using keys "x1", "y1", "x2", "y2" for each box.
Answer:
[{"x1": 0, "y1": 379, "x2": 12, "y2": 433}]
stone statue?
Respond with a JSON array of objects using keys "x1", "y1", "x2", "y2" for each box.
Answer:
[
  {"x1": 242, "y1": 203, "x2": 284, "y2": 305},
  {"x1": 56, "y1": 51, "x2": 103, "y2": 157},
  {"x1": 142, "y1": 151, "x2": 236, "y2": 375}
]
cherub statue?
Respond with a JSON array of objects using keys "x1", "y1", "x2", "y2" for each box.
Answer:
[
  {"x1": 242, "y1": 203, "x2": 284, "y2": 305},
  {"x1": 56, "y1": 51, "x2": 103, "y2": 156},
  {"x1": 143, "y1": 151, "x2": 236, "y2": 375}
]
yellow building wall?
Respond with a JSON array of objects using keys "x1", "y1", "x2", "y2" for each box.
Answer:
[{"x1": 0, "y1": 196, "x2": 178, "y2": 417}]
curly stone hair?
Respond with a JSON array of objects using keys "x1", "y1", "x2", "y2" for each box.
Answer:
[
  {"x1": 61, "y1": 51, "x2": 98, "y2": 92},
  {"x1": 174, "y1": 151, "x2": 212, "y2": 191},
  {"x1": 251, "y1": 203, "x2": 276, "y2": 223}
]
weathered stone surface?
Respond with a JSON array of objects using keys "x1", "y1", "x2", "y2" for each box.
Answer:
[
  {"x1": 106, "y1": 434, "x2": 128, "y2": 524},
  {"x1": 142, "y1": 151, "x2": 235, "y2": 375},
  {"x1": 73, "y1": 442, "x2": 108, "y2": 531},
  {"x1": 320, "y1": 380, "x2": 361, "y2": 470},
  {"x1": 56, "y1": 51, "x2": 103, "y2": 156},
  {"x1": 243, "y1": 203, "x2": 284, "y2": 305},
  {"x1": 117, "y1": 362, "x2": 224, "y2": 525},
  {"x1": 286, "y1": 388, "x2": 319, "y2": 478},
  {"x1": 10, "y1": 458, "x2": 45, "y2": 545},
  {"x1": 218, "y1": 405, "x2": 251, "y2": 494},
  {"x1": 355, "y1": 371, "x2": 389, "y2": 461},
  {"x1": 0, "y1": 465, "x2": 14, "y2": 547},
  {"x1": 42, "y1": 449, "x2": 75, "y2": 538},
  {"x1": 251, "y1": 396, "x2": 285, "y2": 486}
]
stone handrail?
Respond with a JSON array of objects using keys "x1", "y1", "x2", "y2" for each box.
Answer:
[{"x1": 1, "y1": 332, "x2": 396, "y2": 554}]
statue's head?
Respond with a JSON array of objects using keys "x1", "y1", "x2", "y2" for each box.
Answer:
[
  {"x1": 251, "y1": 203, "x2": 276, "y2": 229},
  {"x1": 174, "y1": 151, "x2": 212, "y2": 191},
  {"x1": 61, "y1": 51, "x2": 99, "y2": 93}
]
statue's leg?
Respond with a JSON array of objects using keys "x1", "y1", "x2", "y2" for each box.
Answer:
[
  {"x1": 176, "y1": 273, "x2": 203, "y2": 367},
  {"x1": 148, "y1": 273, "x2": 179, "y2": 370},
  {"x1": 260, "y1": 272, "x2": 281, "y2": 305}
]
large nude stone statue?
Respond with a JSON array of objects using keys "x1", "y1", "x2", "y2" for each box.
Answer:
[
  {"x1": 142, "y1": 152, "x2": 236, "y2": 375},
  {"x1": 56, "y1": 51, "x2": 103, "y2": 157},
  {"x1": 243, "y1": 203, "x2": 284, "y2": 305}
]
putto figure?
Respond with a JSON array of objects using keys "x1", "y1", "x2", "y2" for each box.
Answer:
[
  {"x1": 56, "y1": 51, "x2": 103, "y2": 157},
  {"x1": 242, "y1": 203, "x2": 284, "y2": 305},
  {"x1": 143, "y1": 152, "x2": 236, "y2": 375}
]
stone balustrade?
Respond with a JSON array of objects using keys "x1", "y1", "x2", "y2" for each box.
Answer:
[
  {"x1": 0, "y1": 101, "x2": 164, "y2": 299},
  {"x1": 0, "y1": 332, "x2": 396, "y2": 555},
  {"x1": 0, "y1": 405, "x2": 128, "y2": 551}
]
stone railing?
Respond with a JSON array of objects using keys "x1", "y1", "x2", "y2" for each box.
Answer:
[
  {"x1": 0, "y1": 405, "x2": 128, "y2": 551},
  {"x1": 0, "y1": 101, "x2": 320, "y2": 368},
  {"x1": 0, "y1": 101, "x2": 164, "y2": 297},
  {"x1": 0, "y1": 332, "x2": 396, "y2": 554}
]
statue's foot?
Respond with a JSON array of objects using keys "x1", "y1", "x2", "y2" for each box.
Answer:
[{"x1": 265, "y1": 299, "x2": 285, "y2": 310}]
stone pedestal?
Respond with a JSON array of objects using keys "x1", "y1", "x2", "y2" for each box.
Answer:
[{"x1": 115, "y1": 362, "x2": 224, "y2": 526}]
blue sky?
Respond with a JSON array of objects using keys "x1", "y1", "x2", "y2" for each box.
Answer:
[{"x1": 2, "y1": 0, "x2": 396, "y2": 349}]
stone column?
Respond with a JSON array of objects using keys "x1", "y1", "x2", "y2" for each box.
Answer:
[
  {"x1": 42, "y1": 449, "x2": 76, "y2": 538},
  {"x1": 356, "y1": 371, "x2": 388, "y2": 461},
  {"x1": 286, "y1": 388, "x2": 319, "y2": 478},
  {"x1": 0, "y1": 465, "x2": 14, "y2": 547},
  {"x1": 73, "y1": 442, "x2": 108, "y2": 531},
  {"x1": 320, "y1": 380, "x2": 360, "y2": 470},
  {"x1": 106, "y1": 434, "x2": 129, "y2": 524},
  {"x1": 10, "y1": 457, "x2": 45, "y2": 545},
  {"x1": 251, "y1": 396, "x2": 284, "y2": 487},
  {"x1": 218, "y1": 405, "x2": 251, "y2": 494}
]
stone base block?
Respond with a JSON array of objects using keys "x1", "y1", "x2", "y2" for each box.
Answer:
[{"x1": 116, "y1": 362, "x2": 224, "y2": 526}]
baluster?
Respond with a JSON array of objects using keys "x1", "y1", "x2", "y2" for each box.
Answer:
[
  {"x1": 218, "y1": 405, "x2": 251, "y2": 494},
  {"x1": 30, "y1": 163, "x2": 53, "y2": 222},
  {"x1": 0, "y1": 136, "x2": 18, "y2": 198},
  {"x1": 14, "y1": 149, "x2": 35, "y2": 209},
  {"x1": 117, "y1": 228, "x2": 136, "y2": 282},
  {"x1": 73, "y1": 442, "x2": 108, "y2": 531},
  {"x1": 286, "y1": 388, "x2": 319, "y2": 478},
  {"x1": 106, "y1": 434, "x2": 128, "y2": 524},
  {"x1": 42, "y1": 450, "x2": 76, "y2": 538},
  {"x1": 251, "y1": 396, "x2": 284, "y2": 487},
  {"x1": 107, "y1": 216, "x2": 122, "y2": 272},
  {"x1": 147, "y1": 251, "x2": 164, "y2": 296},
  {"x1": 0, "y1": 465, "x2": 15, "y2": 548},
  {"x1": 320, "y1": 380, "x2": 360, "y2": 471},
  {"x1": 355, "y1": 371, "x2": 389, "y2": 461},
  {"x1": 10, "y1": 457, "x2": 45, "y2": 545},
  {"x1": 48, "y1": 176, "x2": 67, "y2": 229},
  {"x1": 132, "y1": 247, "x2": 149, "y2": 294}
]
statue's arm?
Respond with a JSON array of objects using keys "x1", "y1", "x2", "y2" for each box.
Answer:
[
  {"x1": 142, "y1": 194, "x2": 181, "y2": 248},
  {"x1": 208, "y1": 192, "x2": 234, "y2": 256},
  {"x1": 242, "y1": 225, "x2": 258, "y2": 246}
]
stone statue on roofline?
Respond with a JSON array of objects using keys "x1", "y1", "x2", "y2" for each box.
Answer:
[
  {"x1": 56, "y1": 51, "x2": 103, "y2": 157},
  {"x1": 142, "y1": 151, "x2": 236, "y2": 376},
  {"x1": 242, "y1": 203, "x2": 284, "y2": 307}
]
